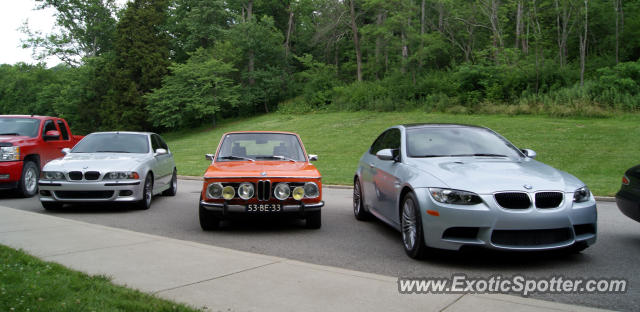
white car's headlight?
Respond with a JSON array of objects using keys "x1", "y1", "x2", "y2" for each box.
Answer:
[
  {"x1": 104, "y1": 171, "x2": 139, "y2": 180},
  {"x1": 304, "y1": 182, "x2": 319, "y2": 198},
  {"x1": 238, "y1": 183, "x2": 255, "y2": 200},
  {"x1": 41, "y1": 171, "x2": 65, "y2": 181},
  {"x1": 573, "y1": 186, "x2": 591, "y2": 203},
  {"x1": 274, "y1": 183, "x2": 290, "y2": 200},
  {"x1": 0, "y1": 146, "x2": 20, "y2": 161},
  {"x1": 207, "y1": 183, "x2": 223, "y2": 199},
  {"x1": 429, "y1": 188, "x2": 483, "y2": 205}
]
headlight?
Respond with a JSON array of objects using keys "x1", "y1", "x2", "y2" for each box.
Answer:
[
  {"x1": 222, "y1": 185, "x2": 235, "y2": 200},
  {"x1": 238, "y1": 183, "x2": 255, "y2": 200},
  {"x1": 274, "y1": 183, "x2": 290, "y2": 200},
  {"x1": 304, "y1": 182, "x2": 319, "y2": 198},
  {"x1": 104, "y1": 171, "x2": 139, "y2": 180},
  {"x1": 207, "y1": 183, "x2": 223, "y2": 199},
  {"x1": 292, "y1": 186, "x2": 305, "y2": 200},
  {"x1": 429, "y1": 188, "x2": 482, "y2": 205},
  {"x1": 0, "y1": 146, "x2": 20, "y2": 161},
  {"x1": 573, "y1": 186, "x2": 591, "y2": 203},
  {"x1": 42, "y1": 171, "x2": 65, "y2": 180}
]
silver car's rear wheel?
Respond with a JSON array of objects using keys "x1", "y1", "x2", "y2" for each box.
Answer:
[{"x1": 401, "y1": 192, "x2": 428, "y2": 259}]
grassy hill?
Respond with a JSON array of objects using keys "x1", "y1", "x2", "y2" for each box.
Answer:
[{"x1": 162, "y1": 112, "x2": 640, "y2": 196}]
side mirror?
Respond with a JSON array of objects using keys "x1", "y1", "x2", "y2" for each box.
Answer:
[
  {"x1": 61, "y1": 148, "x2": 71, "y2": 155},
  {"x1": 376, "y1": 149, "x2": 395, "y2": 161},
  {"x1": 309, "y1": 154, "x2": 318, "y2": 162},
  {"x1": 521, "y1": 149, "x2": 537, "y2": 159},
  {"x1": 43, "y1": 130, "x2": 60, "y2": 141},
  {"x1": 155, "y1": 148, "x2": 168, "y2": 155},
  {"x1": 205, "y1": 154, "x2": 215, "y2": 161}
]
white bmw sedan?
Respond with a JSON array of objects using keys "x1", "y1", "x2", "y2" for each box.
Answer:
[{"x1": 39, "y1": 132, "x2": 177, "y2": 210}]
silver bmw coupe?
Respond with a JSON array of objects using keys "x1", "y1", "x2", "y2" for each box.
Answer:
[
  {"x1": 39, "y1": 132, "x2": 177, "y2": 210},
  {"x1": 353, "y1": 124, "x2": 597, "y2": 259}
]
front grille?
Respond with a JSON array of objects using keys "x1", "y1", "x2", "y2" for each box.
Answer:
[
  {"x1": 55, "y1": 191, "x2": 114, "y2": 199},
  {"x1": 257, "y1": 180, "x2": 271, "y2": 201},
  {"x1": 491, "y1": 228, "x2": 573, "y2": 246},
  {"x1": 535, "y1": 192, "x2": 563, "y2": 208},
  {"x1": 494, "y1": 192, "x2": 531, "y2": 209},
  {"x1": 68, "y1": 171, "x2": 83, "y2": 180},
  {"x1": 84, "y1": 171, "x2": 100, "y2": 180}
]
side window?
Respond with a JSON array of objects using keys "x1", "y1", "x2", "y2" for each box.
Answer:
[
  {"x1": 56, "y1": 120, "x2": 69, "y2": 140},
  {"x1": 156, "y1": 135, "x2": 169, "y2": 150},
  {"x1": 385, "y1": 128, "x2": 401, "y2": 150},
  {"x1": 369, "y1": 130, "x2": 390, "y2": 155},
  {"x1": 151, "y1": 135, "x2": 161, "y2": 152},
  {"x1": 42, "y1": 120, "x2": 59, "y2": 140}
]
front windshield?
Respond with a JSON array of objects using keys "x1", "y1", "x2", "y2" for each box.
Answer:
[
  {"x1": 406, "y1": 127, "x2": 523, "y2": 159},
  {"x1": 217, "y1": 133, "x2": 306, "y2": 161},
  {"x1": 0, "y1": 118, "x2": 40, "y2": 137},
  {"x1": 72, "y1": 133, "x2": 150, "y2": 153}
]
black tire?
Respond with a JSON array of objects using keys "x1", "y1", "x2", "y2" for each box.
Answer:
[
  {"x1": 162, "y1": 169, "x2": 178, "y2": 196},
  {"x1": 353, "y1": 178, "x2": 370, "y2": 221},
  {"x1": 305, "y1": 210, "x2": 322, "y2": 229},
  {"x1": 41, "y1": 201, "x2": 63, "y2": 210},
  {"x1": 199, "y1": 204, "x2": 220, "y2": 231},
  {"x1": 136, "y1": 174, "x2": 153, "y2": 210},
  {"x1": 401, "y1": 192, "x2": 428, "y2": 259},
  {"x1": 18, "y1": 161, "x2": 39, "y2": 198}
]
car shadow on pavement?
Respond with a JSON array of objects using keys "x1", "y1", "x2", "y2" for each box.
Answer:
[
  {"x1": 216, "y1": 217, "x2": 310, "y2": 233},
  {"x1": 43, "y1": 203, "x2": 139, "y2": 214},
  {"x1": 0, "y1": 190, "x2": 23, "y2": 199}
]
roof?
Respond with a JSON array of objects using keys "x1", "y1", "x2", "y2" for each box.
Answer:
[
  {"x1": 87, "y1": 131, "x2": 155, "y2": 135},
  {"x1": 222, "y1": 131, "x2": 300, "y2": 136},
  {"x1": 0, "y1": 115, "x2": 60, "y2": 120},
  {"x1": 401, "y1": 123, "x2": 488, "y2": 129}
]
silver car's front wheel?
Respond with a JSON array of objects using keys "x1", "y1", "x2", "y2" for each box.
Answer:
[
  {"x1": 353, "y1": 178, "x2": 370, "y2": 220},
  {"x1": 401, "y1": 193, "x2": 428, "y2": 259},
  {"x1": 136, "y1": 174, "x2": 153, "y2": 210}
]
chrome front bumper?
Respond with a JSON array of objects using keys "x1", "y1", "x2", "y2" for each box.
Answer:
[{"x1": 200, "y1": 200, "x2": 324, "y2": 215}]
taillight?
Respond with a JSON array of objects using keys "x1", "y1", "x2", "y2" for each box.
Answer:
[{"x1": 622, "y1": 175, "x2": 630, "y2": 185}]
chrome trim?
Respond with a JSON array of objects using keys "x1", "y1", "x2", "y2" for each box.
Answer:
[
  {"x1": 204, "y1": 176, "x2": 322, "y2": 179},
  {"x1": 199, "y1": 200, "x2": 324, "y2": 213}
]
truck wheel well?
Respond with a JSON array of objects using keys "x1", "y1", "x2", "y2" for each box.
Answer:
[{"x1": 23, "y1": 154, "x2": 40, "y2": 167}]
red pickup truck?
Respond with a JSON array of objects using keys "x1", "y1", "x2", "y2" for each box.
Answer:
[{"x1": 0, "y1": 115, "x2": 83, "y2": 197}]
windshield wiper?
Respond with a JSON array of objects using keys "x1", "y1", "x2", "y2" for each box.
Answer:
[
  {"x1": 412, "y1": 155, "x2": 453, "y2": 158},
  {"x1": 450, "y1": 153, "x2": 508, "y2": 157},
  {"x1": 95, "y1": 150, "x2": 131, "y2": 153},
  {"x1": 257, "y1": 155, "x2": 296, "y2": 162},
  {"x1": 0, "y1": 133, "x2": 19, "y2": 136},
  {"x1": 219, "y1": 155, "x2": 255, "y2": 162}
]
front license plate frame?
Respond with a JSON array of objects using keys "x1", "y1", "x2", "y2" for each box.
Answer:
[{"x1": 246, "y1": 203, "x2": 282, "y2": 213}]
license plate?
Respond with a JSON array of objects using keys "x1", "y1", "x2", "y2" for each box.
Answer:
[{"x1": 246, "y1": 204, "x2": 282, "y2": 212}]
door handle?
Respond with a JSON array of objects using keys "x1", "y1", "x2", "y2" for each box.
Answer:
[{"x1": 368, "y1": 163, "x2": 375, "y2": 168}]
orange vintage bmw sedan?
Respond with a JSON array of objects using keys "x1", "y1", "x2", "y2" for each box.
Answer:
[{"x1": 199, "y1": 131, "x2": 323, "y2": 230}]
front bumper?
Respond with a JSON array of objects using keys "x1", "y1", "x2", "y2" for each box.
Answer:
[
  {"x1": 616, "y1": 191, "x2": 640, "y2": 222},
  {"x1": 200, "y1": 200, "x2": 324, "y2": 217},
  {"x1": 415, "y1": 188, "x2": 598, "y2": 251},
  {"x1": 0, "y1": 161, "x2": 23, "y2": 188},
  {"x1": 39, "y1": 180, "x2": 143, "y2": 202}
]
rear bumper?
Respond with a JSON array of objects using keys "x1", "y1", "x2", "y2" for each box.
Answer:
[
  {"x1": 200, "y1": 200, "x2": 323, "y2": 217},
  {"x1": 0, "y1": 161, "x2": 23, "y2": 186}
]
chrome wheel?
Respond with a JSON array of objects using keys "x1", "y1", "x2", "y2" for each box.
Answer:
[
  {"x1": 144, "y1": 176, "x2": 153, "y2": 207},
  {"x1": 24, "y1": 166, "x2": 37, "y2": 194},
  {"x1": 402, "y1": 199, "x2": 417, "y2": 251},
  {"x1": 353, "y1": 181, "x2": 361, "y2": 215}
]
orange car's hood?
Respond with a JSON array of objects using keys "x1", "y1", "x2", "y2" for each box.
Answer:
[{"x1": 204, "y1": 161, "x2": 321, "y2": 178}]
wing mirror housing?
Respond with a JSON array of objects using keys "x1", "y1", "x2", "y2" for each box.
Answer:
[
  {"x1": 521, "y1": 149, "x2": 537, "y2": 159},
  {"x1": 376, "y1": 149, "x2": 396, "y2": 161},
  {"x1": 309, "y1": 154, "x2": 318, "y2": 162},
  {"x1": 43, "y1": 130, "x2": 60, "y2": 141},
  {"x1": 61, "y1": 148, "x2": 71, "y2": 155},
  {"x1": 155, "y1": 148, "x2": 168, "y2": 155},
  {"x1": 205, "y1": 154, "x2": 215, "y2": 161}
]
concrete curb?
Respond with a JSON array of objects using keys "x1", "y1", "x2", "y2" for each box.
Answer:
[{"x1": 178, "y1": 176, "x2": 616, "y2": 201}]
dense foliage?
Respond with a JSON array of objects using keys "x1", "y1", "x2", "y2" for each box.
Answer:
[{"x1": 2, "y1": 0, "x2": 640, "y2": 133}]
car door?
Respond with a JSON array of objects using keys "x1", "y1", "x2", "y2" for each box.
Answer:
[
  {"x1": 361, "y1": 130, "x2": 389, "y2": 214},
  {"x1": 40, "y1": 119, "x2": 66, "y2": 167},
  {"x1": 370, "y1": 128, "x2": 403, "y2": 223},
  {"x1": 151, "y1": 134, "x2": 172, "y2": 187}
]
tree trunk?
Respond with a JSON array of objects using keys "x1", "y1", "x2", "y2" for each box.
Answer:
[
  {"x1": 515, "y1": 0, "x2": 522, "y2": 49},
  {"x1": 284, "y1": 4, "x2": 294, "y2": 58},
  {"x1": 421, "y1": 0, "x2": 426, "y2": 36},
  {"x1": 247, "y1": 0, "x2": 255, "y2": 87},
  {"x1": 348, "y1": 0, "x2": 363, "y2": 82},
  {"x1": 614, "y1": 0, "x2": 621, "y2": 64},
  {"x1": 555, "y1": 0, "x2": 573, "y2": 67},
  {"x1": 375, "y1": 12, "x2": 383, "y2": 79},
  {"x1": 579, "y1": 0, "x2": 588, "y2": 87}
]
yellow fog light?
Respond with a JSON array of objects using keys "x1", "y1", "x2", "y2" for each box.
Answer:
[
  {"x1": 292, "y1": 186, "x2": 305, "y2": 200},
  {"x1": 222, "y1": 185, "x2": 235, "y2": 200}
]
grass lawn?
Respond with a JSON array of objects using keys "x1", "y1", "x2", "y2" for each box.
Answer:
[
  {"x1": 0, "y1": 244, "x2": 200, "y2": 312},
  {"x1": 162, "y1": 111, "x2": 640, "y2": 196}
]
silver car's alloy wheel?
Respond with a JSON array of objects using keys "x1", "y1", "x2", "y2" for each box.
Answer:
[
  {"x1": 144, "y1": 177, "x2": 152, "y2": 207},
  {"x1": 402, "y1": 199, "x2": 418, "y2": 251},
  {"x1": 24, "y1": 166, "x2": 37, "y2": 194},
  {"x1": 353, "y1": 182, "x2": 361, "y2": 215}
]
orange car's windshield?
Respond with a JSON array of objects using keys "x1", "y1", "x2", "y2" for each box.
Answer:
[{"x1": 217, "y1": 133, "x2": 306, "y2": 162}]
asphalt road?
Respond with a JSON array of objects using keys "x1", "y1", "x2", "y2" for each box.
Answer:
[{"x1": 1, "y1": 179, "x2": 638, "y2": 311}]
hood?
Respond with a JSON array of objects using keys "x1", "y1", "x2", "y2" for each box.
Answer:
[
  {"x1": 204, "y1": 161, "x2": 321, "y2": 178},
  {"x1": 406, "y1": 157, "x2": 584, "y2": 194},
  {"x1": 44, "y1": 153, "x2": 148, "y2": 172},
  {"x1": 0, "y1": 135, "x2": 34, "y2": 144}
]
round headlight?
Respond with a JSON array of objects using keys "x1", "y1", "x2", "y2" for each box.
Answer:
[
  {"x1": 292, "y1": 186, "x2": 305, "y2": 200},
  {"x1": 207, "y1": 183, "x2": 223, "y2": 199},
  {"x1": 238, "y1": 183, "x2": 255, "y2": 200},
  {"x1": 304, "y1": 182, "x2": 319, "y2": 198},
  {"x1": 273, "y1": 183, "x2": 290, "y2": 200},
  {"x1": 222, "y1": 185, "x2": 235, "y2": 200}
]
